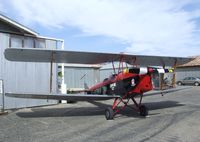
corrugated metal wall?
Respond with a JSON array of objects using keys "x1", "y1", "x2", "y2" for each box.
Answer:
[
  {"x1": 100, "y1": 68, "x2": 114, "y2": 82},
  {"x1": 0, "y1": 33, "x2": 58, "y2": 109},
  {"x1": 176, "y1": 67, "x2": 200, "y2": 81},
  {"x1": 64, "y1": 67, "x2": 100, "y2": 89}
]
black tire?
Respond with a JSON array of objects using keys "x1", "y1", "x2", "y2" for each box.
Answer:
[
  {"x1": 139, "y1": 105, "x2": 148, "y2": 116},
  {"x1": 177, "y1": 82, "x2": 182, "y2": 86},
  {"x1": 105, "y1": 107, "x2": 114, "y2": 120},
  {"x1": 194, "y1": 82, "x2": 199, "y2": 86}
]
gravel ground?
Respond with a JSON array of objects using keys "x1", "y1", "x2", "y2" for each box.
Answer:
[{"x1": 0, "y1": 87, "x2": 200, "y2": 142}]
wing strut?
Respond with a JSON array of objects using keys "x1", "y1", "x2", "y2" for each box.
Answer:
[
  {"x1": 112, "y1": 60, "x2": 116, "y2": 74},
  {"x1": 118, "y1": 55, "x2": 124, "y2": 73},
  {"x1": 131, "y1": 57, "x2": 138, "y2": 67},
  {"x1": 160, "y1": 64, "x2": 166, "y2": 90},
  {"x1": 172, "y1": 59, "x2": 177, "y2": 87}
]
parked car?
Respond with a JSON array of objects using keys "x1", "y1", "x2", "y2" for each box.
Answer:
[{"x1": 177, "y1": 77, "x2": 200, "y2": 86}]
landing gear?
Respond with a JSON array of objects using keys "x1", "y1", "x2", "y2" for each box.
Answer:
[
  {"x1": 105, "y1": 94, "x2": 149, "y2": 120},
  {"x1": 139, "y1": 105, "x2": 148, "y2": 116},
  {"x1": 105, "y1": 107, "x2": 114, "y2": 120}
]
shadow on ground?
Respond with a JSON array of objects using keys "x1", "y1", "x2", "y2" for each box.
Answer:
[{"x1": 16, "y1": 100, "x2": 184, "y2": 118}]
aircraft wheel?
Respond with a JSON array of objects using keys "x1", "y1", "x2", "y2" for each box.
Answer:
[
  {"x1": 139, "y1": 105, "x2": 148, "y2": 116},
  {"x1": 105, "y1": 107, "x2": 114, "y2": 120}
]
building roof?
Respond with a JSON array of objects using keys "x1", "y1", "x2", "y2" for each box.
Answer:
[
  {"x1": 178, "y1": 56, "x2": 200, "y2": 68},
  {"x1": 0, "y1": 13, "x2": 38, "y2": 36}
]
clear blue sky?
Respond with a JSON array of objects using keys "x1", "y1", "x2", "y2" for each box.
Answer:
[{"x1": 1, "y1": 0, "x2": 200, "y2": 56}]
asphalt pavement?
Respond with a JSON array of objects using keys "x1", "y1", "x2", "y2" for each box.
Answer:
[{"x1": 0, "y1": 87, "x2": 200, "y2": 142}]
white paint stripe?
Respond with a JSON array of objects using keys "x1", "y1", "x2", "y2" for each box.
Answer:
[
  {"x1": 157, "y1": 69, "x2": 165, "y2": 73},
  {"x1": 139, "y1": 67, "x2": 148, "y2": 74}
]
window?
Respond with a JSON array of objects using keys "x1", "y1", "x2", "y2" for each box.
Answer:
[
  {"x1": 35, "y1": 39, "x2": 46, "y2": 48},
  {"x1": 56, "y1": 41, "x2": 63, "y2": 49},
  {"x1": 9, "y1": 34, "x2": 51, "y2": 49},
  {"x1": 184, "y1": 77, "x2": 190, "y2": 80},
  {"x1": 10, "y1": 35, "x2": 23, "y2": 48},
  {"x1": 24, "y1": 37, "x2": 34, "y2": 48}
]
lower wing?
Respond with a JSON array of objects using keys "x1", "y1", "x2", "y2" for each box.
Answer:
[
  {"x1": 144, "y1": 86, "x2": 191, "y2": 97},
  {"x1": 5, "y1": 87, "x2": 191, "y2": 101},
  {"x1": 5, "y1": 93, "x2": 120, "y2": 101}
]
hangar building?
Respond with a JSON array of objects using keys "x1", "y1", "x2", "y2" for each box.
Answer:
[
  {"x1": 58, "y1": 64, "x2": 100, "y2": 91},
  {"x1": 176, "y1": 56, "x2": 200, "y2": 80},
  {"x1": 0, "y1": 14, "x2": 63, "y2": 109}
]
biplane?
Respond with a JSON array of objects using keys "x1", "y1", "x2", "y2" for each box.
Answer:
[{"x1": 4, "y1": 48, "x2": 192, "y2": 120}]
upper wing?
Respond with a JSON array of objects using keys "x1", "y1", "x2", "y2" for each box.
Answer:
[{"x1": 4, "y1": 48, "x2": 192, "y2": 66}]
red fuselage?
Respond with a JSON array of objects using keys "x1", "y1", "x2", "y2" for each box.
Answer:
[{"x1": 88, "y1": 70, "x2": 153, "y2": 97}]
